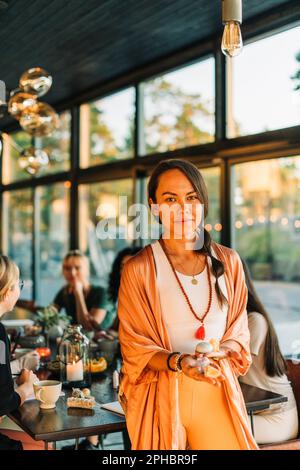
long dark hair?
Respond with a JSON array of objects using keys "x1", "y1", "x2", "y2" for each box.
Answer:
[
  {"x1": 148, "y1": 158, "x2": 227, "y2": 308},
  {"x1": 241, "y1": 259, "x2": 287, "y2": 377},
  {"x1": 108, "y1": 247, "x2": 142, "y2": 303}
]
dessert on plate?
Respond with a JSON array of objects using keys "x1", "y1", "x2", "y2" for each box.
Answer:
[{"x1": 67, "y1": 387, "x2": 96, "y2": 409}]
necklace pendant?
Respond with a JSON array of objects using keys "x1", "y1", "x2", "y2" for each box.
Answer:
[
  {"x1": 191, "y1": 278, "x2": 198, "y2": 285},
  {"x1": 195, "y1": 324, "x2": 205, "y2": 340}
]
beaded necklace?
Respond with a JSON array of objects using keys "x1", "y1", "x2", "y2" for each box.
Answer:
[{"x1": 159, "y1": 238, "x2": 212, "y2": 340}]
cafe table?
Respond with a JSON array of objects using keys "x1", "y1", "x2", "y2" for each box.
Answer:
[
  {"x1": 9, "y1": 370, "x2": 129, "y2": 450},
  {"x1": 239, "y1": 382, "x2": 288, "y2": 438},
  {"x1": 8, "y1": 371, "x2": 287, "y2": 449}
]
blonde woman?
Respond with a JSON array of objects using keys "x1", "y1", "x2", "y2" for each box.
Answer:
[
  {"x1": 118, "y1": 159, "x2": 258, "y2": 450},
  {"x1": 55, "y1": 250, "x2": 111, "y2": 450},
  {"x1": 0, "y1": 255, "x2": 43, "y2": 450},
  {"x1": 53, "y1": 250, "x2": 111, "y2": 332}
]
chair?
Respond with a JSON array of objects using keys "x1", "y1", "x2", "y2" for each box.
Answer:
[{"x1": 259, "y1": 359, "x2": 300, "y2": 450}]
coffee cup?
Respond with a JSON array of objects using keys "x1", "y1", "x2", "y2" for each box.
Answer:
[{"x1": 33, "y1": 380, "x2": 62, "y2": 409}]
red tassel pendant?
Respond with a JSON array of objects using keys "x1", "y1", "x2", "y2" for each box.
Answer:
[{"x1": 195, "y1": 324, "x2": 205, "y2": 340}]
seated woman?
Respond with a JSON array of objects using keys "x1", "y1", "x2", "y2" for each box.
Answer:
[
  {"x1": 239, "y1": 259, "x2": 299, "y2": 444},
  {"x1": 0, "y1": 255, "x2": 43, "y2": 450},
  {"x1": 0, "y1": 351, "x2": 41, "y2": 439},
  {"x1": 53, "y1": 250, "x2": 110, "y2": 333},
  {"x1": 63, "y1": 247, "x2": 141, "y2": 451}
]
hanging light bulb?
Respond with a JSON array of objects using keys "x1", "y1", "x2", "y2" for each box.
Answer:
[
  {"x1": 221, "y1": 0, "x2": 243, "y2": 58},
  {"x1": 19, "y1": 147, "x2": 49, "y2": 175},
  {"x1": 19, "y1": 67, "x2": 53, "y2": 97},
  {"x1": 19, "y1": 102, "x2": 59, "y2": 137},
  {"x1": 8, "y1": 89, "x2": 37, "y2": 120}
]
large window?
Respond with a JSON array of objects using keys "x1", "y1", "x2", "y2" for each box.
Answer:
[
  {"x1": 80, "y1": 88, "x2": 135, "y2": 167},
  {"x1": 2, "y1": 131, "x2": 32, "y2": 184},
  {"x1": 2, "y1": 189, "x2": 33, "y2": 300},
  {"x1": 35, "y1": 110, "x2": 71, "y2": 174},
  {"x1": 2, "y1": 112, "x2": 71, "y2": 184},
  {"x1": 35, "y1": 183, "x2": 70, "y2": 305},
  {"x1": 227, "y1": 26, "x2": 300, "y2": 138},
  {"x1": 232, "y1": 156, "x2": 300, "y2": 354},
  {"x1": 1, "y1": 185, "x2": 70, "y2": 305},
  {"x1": 79, "y1": 179, "x2": 133, "y2": 285},
  {"x1": 142, "y1": 57, "x2": 215, "y2": 155},
  {"x1": 201, "y1": 167, "x2": 221, "y2": 243}
]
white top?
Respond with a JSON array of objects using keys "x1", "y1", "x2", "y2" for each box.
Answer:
[
  {"x1": 151, "y1": 241, "x2": 228, "y2": 354},
  {"x1": 239, "y1": 312, "x2": 296, "y2": 412}
]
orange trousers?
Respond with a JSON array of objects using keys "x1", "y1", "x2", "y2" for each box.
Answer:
[{"x1": 178, "y1": 373, "x2": 241, "y2": 450}]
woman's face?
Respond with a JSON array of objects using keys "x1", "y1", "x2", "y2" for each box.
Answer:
[
  {"x1": 4, "y1": 277, "x2": 21, "y2": 312},
  {"x1": 62, "y1": 256, "x2": 89, "y2": 285},
  {"x1": 149, "y1": 169, "x2": 204, "y2": 239}
]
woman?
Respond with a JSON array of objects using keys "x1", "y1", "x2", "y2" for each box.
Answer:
[
  {"x1": 118, "y1": 159, "x2": 258, "y2": 450},
  {"x1": 0, "y1": 255, "x2": 42, "y2": 450},
  {"x1": 239, "y1": 259, "x2": 298, "y2": 444},
  {"x1": 63, "y1": 248, "x2": 141, "y2": 451},
  {"x1": 53, "y1": 250, "x2": 111, "y2": 332}
]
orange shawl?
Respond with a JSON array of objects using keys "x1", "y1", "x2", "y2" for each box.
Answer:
[{"x1": 118, "y1": 241, "x2": 259, "y2": 450}]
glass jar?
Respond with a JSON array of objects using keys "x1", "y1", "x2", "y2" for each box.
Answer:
[{"x1": 59, "y1": 325, "x2": 90, "y2": 388}]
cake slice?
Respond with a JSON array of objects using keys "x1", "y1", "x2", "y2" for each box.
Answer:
[
  {"x1": 67, "y1": 388, "x2": 96, "y2": 409},
  {"x1": 67, "y1": 396, "x2": 96, "y2": 409}
]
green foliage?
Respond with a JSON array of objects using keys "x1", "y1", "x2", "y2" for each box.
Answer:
[
  {"x1": 88, "y1": 77, "x2": 214, "y2": 164},
  {"x1": 291, "y1": 51, "x2": 300, "y2": 91},
  {"x1": 36, "y1": 304, "x2": 71, "y2": 330},
  {"x1": 236, "y1": 224, "x2": 300, "y2": 281},
  {"x1": 89, "y1": 102, "x2": 133, "y2": 165},
  {"x1": 144, "y1": 78, "x2": 213, "y2": 154}
]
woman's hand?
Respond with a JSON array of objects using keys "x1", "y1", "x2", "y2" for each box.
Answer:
[
  {"x1": 180, "y1": 355, "x2": 225, "y2": 386},
  {"x1": 72, "y1": 280, "x2": 85, "y2": 295},
  {"x1": 15, "y1": 369, "x2": 39, "y2": 403},
  {"x1": 205, "y1": 348, "x2": 243, "y2": 376},
  {"x1": 16, "y1": 369, "x2": 38, "y2": 387},
  {"x1": 206, "y1": 348, "x2": 243, "y2": 364}
]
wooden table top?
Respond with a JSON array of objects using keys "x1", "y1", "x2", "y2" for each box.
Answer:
[
  {"x1": 9, "y1": 370, "x2": 126, "y2": 442},
  {"x1": 240, "y1": 382, "x2": 288, "y2": 412}
]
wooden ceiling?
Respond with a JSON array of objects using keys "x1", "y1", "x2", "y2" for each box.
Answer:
[{"x1": 0, "y1": 0, "x2": 297, "y2": 124}]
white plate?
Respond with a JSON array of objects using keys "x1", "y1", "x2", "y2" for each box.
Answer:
[{"x1": 2, "y1": 319, "x2": 34, "y2": 328}]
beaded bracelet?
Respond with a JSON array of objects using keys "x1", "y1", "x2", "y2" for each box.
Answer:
[
  {"x1": 177, "y1": 354, "x2": 190, "y2": 371},
  {"x1": 167, "y1": 352, "x2": 181, "y2": 372}
]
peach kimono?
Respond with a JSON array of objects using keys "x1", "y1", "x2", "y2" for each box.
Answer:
[{"x1": 118, "y1": 241, "x2": 259, "y2": 450}]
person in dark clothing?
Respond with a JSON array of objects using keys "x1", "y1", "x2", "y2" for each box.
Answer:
[
  {"x1": 57, "y1": 250, "x2": 110, "y2": 451},
  {"x1": 62, "y1": 247, "x2": 141, "y2": 450},
  {"x1": 53, "y1": 250, "x2": 112, "y2": 332},
  {"x1": 106, "y1": 247, "x2": 142, "y2": 335},
  {"x1": 0, "y1": 255, "x2": 38, "y2": 450}
]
